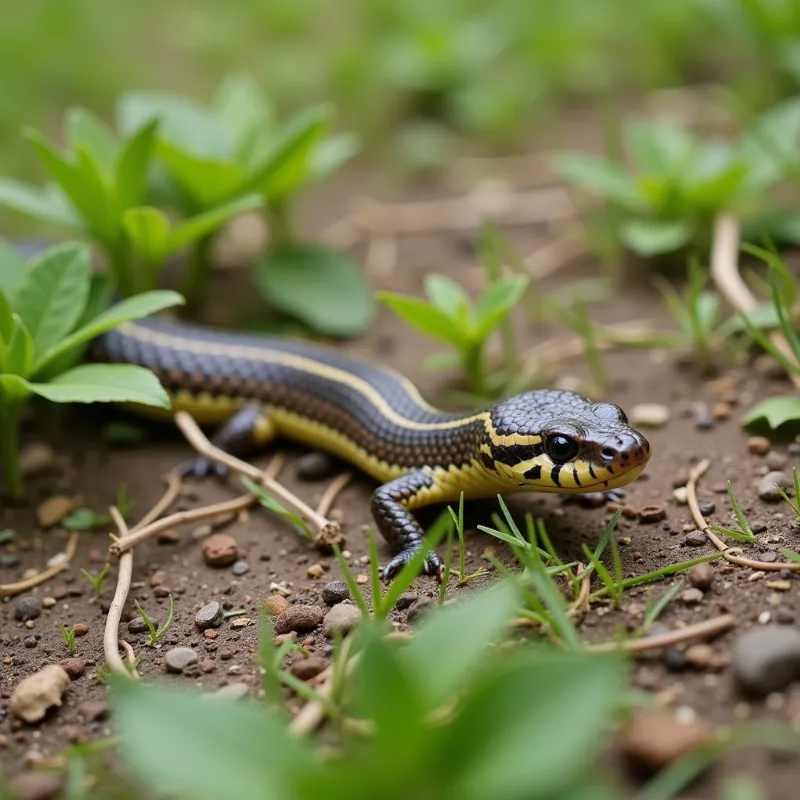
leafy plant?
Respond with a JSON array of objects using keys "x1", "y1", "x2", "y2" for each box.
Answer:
[
  {"x1": 117, "y1": 75, "x2": 372, "y2": 335},
  {"x1": 379, "y1": 272, "x2": 529, "y2": 399},
  {"x1": 709, "y1": 481, "x2": 757, "y2": 543},
  {"x1": 0, "y1": 108, "x2": 257, "y2": 300},
  {"x1": 0, "y1": 241, "x2": 181, "y2": 497},
  {"x1": 447, "y1": 492, "x2": 490, "y2": 585},
  {"x1": 65, "y1": 483, "x2": 135, "y2": 531},
  {"x1": 133, "y1": 595, "x2": 175, "y2": 647},
  {"x1": 81, "y1": 563, "x2": 111, "y2": 597},
  {"x1": 61, "y1": 624, "x2": 78, "y2": 655}
]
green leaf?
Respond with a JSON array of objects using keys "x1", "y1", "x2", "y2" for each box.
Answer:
[
  {"x1": 26, "y1": 364, "x2": 169, "y2": 406},
  {"x1": 212, "y1": 73, "x2": 273, "y2": 144},
  {"x1": 257, "y1": 245, "x2": 374, "y2": 338},
  {"x1": 0, "y1": 179, "x2": 84, "y2": 230},
  {"x1": 742, "y1": 396, "x2": 800, "y2": 432},
  {"x1": 122, "y1": 207, "x2": 171, "y2": 264},
  {"x1": 115, "y1": 119, "x2": 159, "y2": 210},
  {"x1": 626, "y1": 120, "x2": 694, "y2": 174},
  {"x1": 14, "y1": 243, "x2": 91, "y2": 358},
  {"x1": 0, "y1": 374, "x2": 31, "y2": 402},
  {"x1": 739, "y1": 95, "x2": 800, "y2": 190},
  {"x1": 32, "y1": 290, "x2": 184, "y2": 378},
  {"x1": 25, "y1": 129, "x2": 112, "y2": 239},
  {"x1": 308, "y1": 131, "x2": 360, "y2": 181},
  {"x1": 380, "y1": 292, "x2": 469, "y2": 349},
  {"x1": 619, "y1": 218, "x2": 694, "y2": 256},
  {"x1": 404, "y1": 580, "x2": 520, "y2": 709},
  {"x1": 167, "y1": 194, "x2": 262, "y2": 253},
  {"x1": 0, "y1": 287, "x2": 14, "y2": 344},
  {"x1": 2, "y1": 315, "x2": 34, "y2": 377},
  {"x1": 117, "y1": 91, "x2": 232, "y2": 159},
  {"x1": 424, "y1": 274, "x2": 471, "y2": 320},
  {"x1": 111, "y1": 676, "x2": 313, "y2": 800},
  {"x1": 65, "y1": 107, "x2": 119, "y2": 175},
  {"x1": 0, "y1": 240, "x2": 27, "y2": 299},
  {"x1": 474, "y1": 275, "x2": 529, "y2": 338},
  {"x1": 439, "y1": 649, "x2": 625, "y2": 800},
  {"x1": 551, "y1": 153, "x2": 643, "y2": 210},
  {"x1": 157, "y1": 141, "x2": 247, "y2": 207}
]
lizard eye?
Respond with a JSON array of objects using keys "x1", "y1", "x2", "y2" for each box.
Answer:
[{"x1": 545, "y1": 434, "x2": 578, "y2": 464}]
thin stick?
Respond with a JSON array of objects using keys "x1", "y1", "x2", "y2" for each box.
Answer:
[
  {"x1": 588, "y1": 613, "x2": 736, "y2": 653},
  {"x1": 523, "y1": 229, "x2": 587, "y2": 281},
  {"x1": 0, "y1": 533, "x2": 79, "y2": 598},
  {"x1": 174, "y1": 411, "x2": 340, "y2": 541},
  {"x1": 104, "y1": 507, "x2": 136, "y2": 678},
  {"x1": 316, "y1": 472, "x2": 353, "y2": 518},
  {"x1": 568, "y1": 563, "x2": 591, "y2": 619},
  {"x1": 686, "y1": 458, "x2": 800, "y2": 572},
  {"x1": 711, "y1": 213, "x2": 800, "y2": 391},
  {"x1": 138, "y1": 472, "x2": 182, "y2": 529}
]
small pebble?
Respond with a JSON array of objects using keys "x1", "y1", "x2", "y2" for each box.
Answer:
[
  {"x1": 684, "y1": 644, "x2": 719, "y2": 670},
  {"x1": 274, "y1": 604, "x2": 324, "y2": 634},
  {"x1": 264, "y1": 595, "x2": 290, "y2": 616},
  {"x1": 35, "y1": 495, "x2": 75, "y2": 528},
  {"x1": 732, "y1": 626, "x2": 800, "y2": 696},
  {"x1": 662, "y1": 648, "x2": 687, "y2": 672},
  {"x1": 748, "y1": 437, "x2": 772, "y2": 456},
  {"x1": 306, "y1": 564, "x2": 325, "y2": 580},
  {"x1": 687, "y1": 563, "x2": 715, "y2": 591},
  {"x1": 202, "y1": 533, "x2": 239, "y2": 567},
  {"x1": 619, "y1": 709, "x2": 713, "y2": 775},
  {"x1": 767, "y1": 580, "x2": 792, "y2": 592},
  {"x1": 59, "y1": 658, "x2": 86, "y2": 680},
  {"x1": 630, "y1": 403, "x2": 671, "y2": 428},
  {"x1": 231, "y1": 617, "x2": 251, "y2": 628},
  {"x1": 164, "y1": 647, "x2": 199, "y2": 674},
  {"x1": 711, "y1": 402, "x2": 731, "y2": 421},
  {"x1": 395, "y1": 593, "x2": 419, "y2": 611},
  {"x1": 296, "y1": 452, "x2": 336, "y2": 481},
  {"x1": 231, "y1": 560, "x2": 250, "y2": 576},
  {"x1": 776, "y1": 608, "x2": 796, "y2": 625},
  {"x1": 10, "y1": 664, "x2": 70, "y2": 722},
  {"x1": 638, "y1": 505, "x2": 666, "y2": 523},
  {"x1": 759, "y1": 472, "x2": 790, "y2": 502},
  {"x1": 693, "y1": 404, "x2": 714, "y2": 430},
  {"x1": 767, "y1": 451, "x2": 788, "y2": 471},
  {"x1": 8, "y1": 771, "x2": 63, "y2": 800},
  {"x1": 289, "y1": 656, "x2": 328, "y2": 681},
  {"x1": 679, "y1": 588, "x2": 704, "y2": 606},
  {"x1": 128, "y1": 616, "x2": 157, "y2": 634},
  {"x1": 77, "y1": 700, "x2": 108, "y2": 722},
  {"x1": 407, "y1": 597, "x2": 435, "y2": 622},
  {"x1": 211, "y1": 683, "x2": 249, "y2": 701},
  {"x1": 15, "y1": 596, "x2": 42, "y2": 622},
  {"x1": 761, "y1": 551, "x2": 778, "y2": 563},
  {"x1": 72, "y1": 623, "x2": 88, "y2": 637},
  {"x1": 0, "y1": 553, "x2": 19, "y2": 568},
  {"x1": 698, "y1": 500, "x2": 716, "y2": 516},
  {"x1": 195, "y1": 601, "x2": 224, "y2": 630},
  {"x1": 321, "y1": 581, "x2": 350, "y2": 606},
  {"x1": 672, "y1": 487, "x2": 688, "y2": 505},
  {"x1": 157, "y1": 529, "x2": 181, "y2": 545},
  {"x1": 323, "y1": 603, "x2": 362, "y2": 637},
  {"x1": 23, "y1": 635, "x2": 37, "y2": 649},
  {"x1": 685, "y1": 532, "x2": 707, "y2": 547},
  {"x1": 789, "y1": 443, "x2": 800, "y2": 457}
]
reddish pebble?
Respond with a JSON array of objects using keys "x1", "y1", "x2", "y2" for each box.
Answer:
[
  {"x1": 59, "y1": 658, "x2": 86, "y2": 680},
  {"x1": 204, "y1": 629, "x2": 218, "y2": 640},
  {"x1": 274, "y1": 604, "x2": 324, "y2": 634},
  {"x1": 72, "y1": 623, "x2": 89, "y2": 637},
  {"x1": 638, "y1": 505, "x2": 667, "y2": 523},
  {"x1": 202, "y1": 533, "x2": 239, "y2": 567},
  {"x1": 747, "y1": 436, "x2": 771, "y2": 456},
  {"x1": 150, "y1": 570, "x2": 165, "y2": 587},
  {"x1": 306, "y1": 564, "x2": 325, "y2": 579},
  {"x1": 77, "y1": 700, "x2": 109, "y2": 722},
  {"x1": 711, "y1": 402, "x2": 732, "y2": 421},
  {"x1": 289, "y1": 656, "x2": 328, "y2": 681},
  {"x1": 264, "y1": 595, "x2": 289, "y2": 616},
  {"x1": 157, "y1": 529, "x2": 181, "y2": 545},
  {"x1": 688, "y1": 563, "x2": 715, "y2": 591}
]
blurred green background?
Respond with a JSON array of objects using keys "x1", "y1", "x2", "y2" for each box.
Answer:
[{"x1": 2, "y1": 0, "x2": 799, "y2": 181}]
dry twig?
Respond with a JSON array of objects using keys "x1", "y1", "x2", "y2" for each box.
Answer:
[
  {"x1": 0, "y1": 533, "x2": 79, "y2": 598},
  {"x1": 316, "y1": 472, "x2": 353, "y2": 518}
]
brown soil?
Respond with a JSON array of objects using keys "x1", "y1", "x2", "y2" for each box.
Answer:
[{"x1": 2, "y1": 178, "x2": 800, "y2": 798}]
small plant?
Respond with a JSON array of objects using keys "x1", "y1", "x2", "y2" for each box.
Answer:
[
  {"x1": 447, "y1": 493, "x2": 490, "y2": 585},
  {"x1": 776, "y1": 467, "x2": 800, "y2": 519},
  {"x1": 61, "y1": 624, "x2": 78, "y2": 655},
  {"x1": 709, "y1": 481, "x2": 757, "y2": 543},
  {"x1": 81, "y1": 563, "x2": 111, "y2": 597},
  {"x1": 379, "y1": 272, "x2": 529, "y2": 399},
  {"x1": 0, "y1": 241, "x2": 181, "y2": 497},
  {"x1": 241, "y1": 476, "x2": 312, "y2": 541},
  {"x1": 65, "y1": 483, "x2": 135, "y2": 532},
  {"x1": 134, "y1": 595, "x2": 175, "y2": 647},
  {"x1": 115, "y1": 75, "x2": 372, "y2": 334}
]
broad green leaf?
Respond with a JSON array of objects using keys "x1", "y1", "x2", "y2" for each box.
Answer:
[
  {"x1": 14, "y1": 243, "x2": 90, "y2": 359},
  {"x1": 167, "y1": 194, "x2": 263, "y2": 253},
  {"x1": 405, "y1": 580, "x2": 519, "y2": 709},
  {"x1": 739, "y1": 95, "x2": 800, "y2": 190},
  {"x1": 25, "y1": 129, "x2": 112, "y2": 238},
  {"x1": 213, "y1": 73, "x2": 273, "y2": 143},
  {"x1": 619, "y1": 218, "x2": 694, "y2": 256},
  {"x1": 686, "y1": 155, "x2": 749, "y2": 210},
  {"x1": 157, "y1": 141, "x2": 247, "y2": 207},
  {"x1": 0, "y1": 179, "x2": 84, "y2": 230},
  {"x1": 551, "y1": 153, "x2": 643, "y2": 210},
  {"x1": 380, "y1": 292, "x2": 469, "y2": 349},
  {"x1": 27, "y1": 364, "x2": 170, "y2": 406},
  {"x1": 111, "y1": 676, "x2": 313, "y2": 800},
  {"x1": 424, "y1": 274, "x2": 471, "y2": 321},
  {"x1": 122, "y1": 207, "x2": 171, "y2": 264},
  {"x1": 0, "y1": 240, "x2": 27, "y2": 299},
  {"x1": 257, "y1": 246, "x2": 374, "y2": 338},
  {"x1": 32, "y1": 290, "x2": 183, "y2": 378},
  {"x1": 626, "y1": 120, "x2": 694, "y2": 173},
  {"x1": 0, "y1": 374, "x2": 31, "y2": 402},
  {"x1": 308, "y1": 131, "x2": 360, "y2": 181},
  {"x1": 65, "y1": 107, "x2": 119, "y2": 175},
  {"x1": 117, "y1": 91, "x2": 232, "y2": 159},
  {"x1": 439, "y1": 649, "x2": 625, "y2": 800},
  {"x1": 245, "y1": 105, "x2": 331, "y2": 199},
  {"x1": 742, "y1": 396, "x2": 800, "y2": 432},
  {"x1": 116, "y1": 119, "x2": 159, "y2": 210},
  {"x1": 0, "y1": 287, "x2": 13, "y2": 343},
  {"x1": 2, "y1": 315, "x2": 34, "y2": 377},
  {"x1": 474, "y1": 275, "x2": 529, "y2": 338}
]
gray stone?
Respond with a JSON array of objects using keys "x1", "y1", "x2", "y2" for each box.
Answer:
[
  {"x1": 296, "y1": 452, "x2": 336, "y2": 481},
  {"x1": 231, "y1": 560, "x2": 250, "y2": 576},
  {"x1": 759, "y1": 471, "x2": 791, "y2": 502},
  {"x1": 732, "y1": 626, "x2": 800, "y2": 696},
  {"x1": 321, "y1": 581, "x2": 350, "y2": 606},
  {"x1": 395, "y1": 592, "x2": 419, "y2": 610},
  {"x1": 15, "y1": 596, "x2": 42, "y2": 622},
  {"x1": 127, "y1": 615, "x2": 157, "y2": 634},
  {"x1": 195, "y1": 601, "x2": 224, "y2": 631},
  {"x1": 164, "y1": 647, "x2": 199, "y2": 674},
  {"x1": 322, "y1": 603, "x2": 362, "y2": 637},
  {"x1": 210, "y1": 683, "x2": 249, "y2": 701}
]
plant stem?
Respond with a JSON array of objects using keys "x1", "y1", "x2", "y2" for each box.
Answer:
[
  {"x1": 0, "y1": 404, "x2": 23, "y2": 499},
  {"x1": 266, "y1": 200, "x2": 293, "y2": 249},
  {"x1": 182, "y1": 234, "x2": 214, "y2": 314},
  {"x1": 463, "y1": 345, "x2": 486, "y2": 397}
]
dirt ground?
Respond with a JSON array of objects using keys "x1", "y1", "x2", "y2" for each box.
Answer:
[{"x1": 2, "y1": 169, "x2": 800, "y2": 798}]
